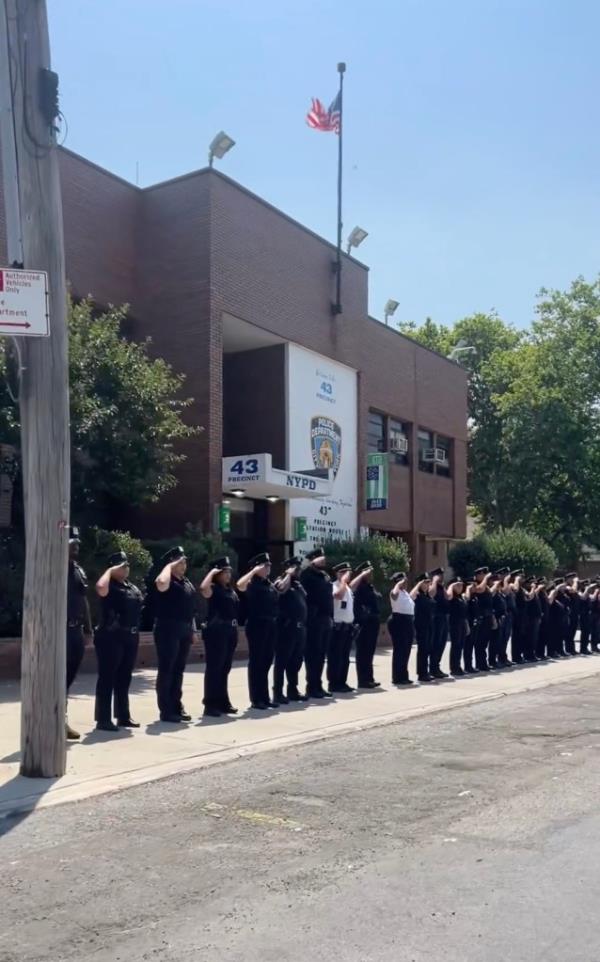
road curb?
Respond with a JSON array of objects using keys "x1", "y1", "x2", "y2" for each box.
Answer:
[{"x1": 2, "y1": 662, "x2": 600, "y2": 820}]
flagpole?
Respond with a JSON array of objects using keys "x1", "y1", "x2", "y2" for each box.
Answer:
[{"x1": 332, "y1": 61, "x2": 346, "y2": 316}]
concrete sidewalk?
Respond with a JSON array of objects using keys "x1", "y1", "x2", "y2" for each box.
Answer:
[{"x1": 2, "y1": 647, "x2": 600, "y2": 818}]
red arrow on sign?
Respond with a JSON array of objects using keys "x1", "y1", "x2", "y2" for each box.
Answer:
[{"x1": 1, "y1": 321, "x2": 31, "y2": 329}]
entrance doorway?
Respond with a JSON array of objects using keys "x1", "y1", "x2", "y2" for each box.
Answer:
[{"x1": 226, "y1": 496, "x2": 291, "y2": 574}]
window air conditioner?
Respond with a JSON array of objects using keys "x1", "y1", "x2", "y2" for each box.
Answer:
[
  {"x1": 423, "y1": 448, "x2": 437, "y2": 462},
  {"x1": 434, "y1": 448, "x2": 449, "y2": 465},
  {"x1": 389, "y1": 436, "x2": 408, "y2": 454}
]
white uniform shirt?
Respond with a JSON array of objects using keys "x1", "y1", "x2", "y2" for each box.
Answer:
[
  {"x1": 390, "y1": 588, "x2": 415, "y2": 616},
  {"x1": 332, "y1": 582, "x2": 354, "y2": 624}
]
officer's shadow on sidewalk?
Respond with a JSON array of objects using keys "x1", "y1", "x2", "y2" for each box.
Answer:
[
  {"x1": 0, "y1": 770, "x2": 57, "y2": 838},
  {"x1": 81, "y1": 728, "x2": 134, "y2": 745}
]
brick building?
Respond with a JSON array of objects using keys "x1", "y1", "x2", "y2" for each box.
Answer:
[{"x1": 0, "y1": 148, "x2": 468, "y2": 573}]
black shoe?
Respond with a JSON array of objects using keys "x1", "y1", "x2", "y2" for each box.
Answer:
[
  {"x1": 464, "y1": 666, "x2": 479, "y2": 674},
  {"x1": 179, "y1": 711, "x2": 192, "y2": 722},
  {"x1": 287, "y1": 688, "x2": 309, "y2": 702},
  {"x1": 117, "y1": 718, "x2": 140, "y2": 728},
  {"x1": 432, "y1": 669, "x2": 448, "y2": 679},
  {"x1": 203, "y1": 708, "x2": 222, "y2": 718},
  {"x1": 251, "y1": 702, "x2": 269, "y2": 710},
  {"x1": 273, "y1": 691, "x2": 289, "y2": 705},
  {"x1": 498, "y1": 659, "x2": 513, "y2": 668},
  {"x1": 160, "y1": 714, "x2": 182, "y2": 723},
  {"x1": 418, "y1": 674, "x2": 433, "y2": 683},
  {"x1": 451, "y1": 668, "x2": 465, "y2": 676},
  {"x1": 266, "y1": 699, "x2": 279, "y2": 709},
  {"x1": 96, "y1": 721, "x2": 119, "y2": 732},
  {"x1": 477, "y1": 665, "x2": 491, "y2": 672},
  {"x1": 580, "y1": 649, "x2": 591, "y2": 656},
  {"x1": 340, "y1": 683, "x2": 355, "y2": 693},
  {"x1": 222, "y1": 704, "x2": 239, "y2": 714},
  {"x1": 320, "y1": 689, "x2": 334, "y2": 698},
  {"x1": 307, "y1": 690, "x2": 325, "y2": 699},
  {"x1": 394, "y1": 678, "x2": 414, "y2": 686}
]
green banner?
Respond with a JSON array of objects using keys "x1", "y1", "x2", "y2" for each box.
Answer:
[
  {"x1": 218, "y1": 503, "x2": 231, "y2": 533},
  {"x1": 366, "y1": 453, "x2": 388, "y2": 510},
  {"x1": 294, "y1": 516, "x2": 308, "y2": 541}
]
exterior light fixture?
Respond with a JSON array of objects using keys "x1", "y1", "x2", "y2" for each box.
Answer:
[
  {"x1": 447, "y1": 339, "x2": 476, "y2": 363},
  {"x1": 265, "y1": 495, "x2": 279, "y2": 503},
  {"x1": 230, "y1": 488, "x2": 245, "y2": 497},
  {"x1": 208, "y1": 131, "x2": 235, "y2": 167},
  {"x1": 384, "y1": 299, "x2": 399, "y2": 326},
  {"x1": 346, "y1": 226, "x2": 368, "y2": 254}
]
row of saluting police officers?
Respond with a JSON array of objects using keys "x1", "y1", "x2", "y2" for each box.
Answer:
[{"x1": 64, "y1": 528, "x2": 599, "y2": 737}]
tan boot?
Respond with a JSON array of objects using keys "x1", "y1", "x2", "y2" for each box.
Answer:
[{"x1": 66, "y1": 720, "x2": 80, "y2": 740}]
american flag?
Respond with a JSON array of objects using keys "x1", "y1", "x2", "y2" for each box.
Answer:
[{"x1": 306, "y1": 91, "x2": 341, "y2": 133}]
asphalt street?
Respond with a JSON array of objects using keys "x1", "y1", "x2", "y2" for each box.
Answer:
[{"x1": 3, "y1": 676, "x2": 600, "y2": 962}]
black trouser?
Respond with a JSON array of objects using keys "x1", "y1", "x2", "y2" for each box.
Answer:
[
  {"x1": 66, "y1": 624, "x2": 86, "y2": 691},
  {"x1": 536, "y1": 617, "x2": 548, "y2": 658},
  {"x1": 548, "y1": 619, "x2": 566, "y2": 657},
  {"x1": 154, "y1": 619, "x2": 194, "y2": 718},
  {"x1": 580, "y1": 616, "x2": 591, "y2": 653},
  {"x1": 203, "y1": 621, "x2": 237, "y2": 711},
  {"x1": 246, "y1": 617, "x2": 277, "y2": 705},
  {"x1": 499, "y1": 613, "x2": 512, "y2": 663},
  {"x1": 475, "y1": 615, "x2": 492, "y2": 669},
  {"x1": 327, "y1": 623, "x2": 354, "y2": 689},
  {"x1": 355, "y1": 618, "x2": 380, "y2": 685},
  {"x1": 565, "y1": 616, "x2": 578, "y2": 655},
  {"x1": 305, "y1": 612, "x2": 332, "y2": 694},
  {"x1": 591, "y1": 616, "x2": 600, "y2": 651},
  {"x1": 388, "y1": 614, "x2": 414, "y2": 683},
  {"x1": 274, "y1": 619, "x2": 306, "y2": 694},
  {"x1": 415, "y1": 620, "x2": 433, "y2": 678},
  {"x1": 511, "y1": 615, "x2": 524, "y2": 662},
  {"x1": 449, "y1": 618, "x2": 467, "y2": 674},
  {"x1": 430, "y1": 614, "x2": 449, "y2": 673},
  {"x1": 523, "y1": 619, "x2": 540, "y2": 660},
  {"x1": 94, "y1": 627, "x2": 139, "y2": 724}
]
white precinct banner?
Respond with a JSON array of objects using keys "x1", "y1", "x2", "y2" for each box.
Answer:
[{"x1": 287, "y1": 343, "x2": 358, "y2": 553}]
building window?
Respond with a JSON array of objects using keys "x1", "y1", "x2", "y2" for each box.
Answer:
[
  {"x1": 367, "y1": 411, "x2": 386, "y2": 453},
  {"x1": 388, "y1": 418, "x2": 409, "y2": 465},
  {"x1": 418, "y1": 428, "x2": 434, "y2": 473},
  {"x1": 436, "y1": 435, "x2": 452, "y2": 477}
]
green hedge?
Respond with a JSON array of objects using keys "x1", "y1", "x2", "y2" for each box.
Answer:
[
  {"x1": 448, "y1": 527, "x2": 558, "y2": 579},
  {"x1": 143, "y1": 524, "x2": 238, "y2": 587},
  {"x1": 323, "y1": 533, "x2": 410, "y2": 621}
]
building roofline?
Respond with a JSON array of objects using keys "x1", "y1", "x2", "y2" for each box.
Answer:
[
  {"x1": 367, "y1": 315, "x2": 469, "y2": 374},
  {"x1": 143, "y1": 166, "x2": 370, "y2": 270},
  {"x1": 58, "y1": 146, "x2": 141, "y2": 191}
]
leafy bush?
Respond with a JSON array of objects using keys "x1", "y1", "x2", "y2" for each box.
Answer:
[
  {"x1": 448, "y1": 526, "x2": 558, "y2": 579},
  {"x1": 323, "y1": 533, "x2": 410, "y2": 620},
  {"x1": 143, "y1": 524, "x2": 238, "y2": 587},
  {"x1": 0, "y1": 531, "x2": 24, "y2": 637}
]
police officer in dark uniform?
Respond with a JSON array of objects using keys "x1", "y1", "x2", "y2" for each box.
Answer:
[
  {"x1": 447, "y1": 577, "x2": 469, "y2": 675},
  {"x1": 489, "y1": 569, "x2": 509, "y2": 668},
  {"x1": 300, "y1": 547, "x2": 334, "y2": 699},
  {"x1": 470, "y1": 567, "x2": 493, "y2": 671},
  {"x1": 66, "y1": 527, "x2": 92, "y2": 740},
  {"x1": 274, "y1": 556, "x2": 309, "y2": 704},
  {"x1": 522, "y1": 576, "x2": 542, "y2": 662},
  {"x1": 154, "y1": 546, "x2": 197, "y2": 722},
  {"x1": 94, "y1": 550, "x2": 143, "y2": 732},
  {"x1": 237, "y1": 552, "x2": 279, "y2": 710},
  {"x1": 200, "y1": 556, "x2": 239, "y2": 718},
  {"x1": 464, "y1": 579, "x2": 478, "y2": 673},
  {"x1": 578, "y1": 580, "x2": 593, "y2": 655},
  {"x1": 429, "y1": 568, "x2": 449, "y2": 679},
  {"x1": 411, "y1": 573, "x2": 435, "y2": 683},
  {"x1": 590, "y1": 584, "x2": 600, "y2": 653},
  {"x1": 352, "y1": 560, "x2": 381, "y2": 689},
  {"x1": 510, "y1": 571, "x2": 526, "y2": 664},
  {"x1": 564, "y1": 573, "x2": 580, "y2": 656},
  {"x1": 547, "y1": 579, "x2": 568, "y2": 658},
  {"x1": 535, "y1": 578, "x2": 550, "y2": 660}
]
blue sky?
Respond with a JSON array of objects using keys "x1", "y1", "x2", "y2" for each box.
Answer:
[{"x1": 48, "y1": 0, "x2": 600, "y2": 328}]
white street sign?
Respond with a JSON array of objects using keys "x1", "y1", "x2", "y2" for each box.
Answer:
[{"x1": 0, "y1": 267, "x2": 49, "y2": 337}]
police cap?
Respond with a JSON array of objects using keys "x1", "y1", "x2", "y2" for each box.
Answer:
[
  {"x1": 415, "y1": 572, "x2": 430, "y2": 583},
  {"x1": 305, "y1": 546, "x2": 325, "y2": 562},
  {"x1": 495, "y1": 567, "x2": 510, "y2": 577},
  {"x1": 390, "y1": 571, "x2": 407, "y2": 584},
  {"x1": 108, "y1": 550, "x2": 128, "y2": 567},
  {"x1": 429, "y1": 567, "x2": 444, "y2": 578},
  {"x1": 249, "y1": 552, "x2": 271, "y2": 568},
  {"x1": 283, "y1": 555, "x2": 303, "y2": 570},
  {"x1": 355, "y1": 560, "x2": 373, "y2": 574},
  {"x1": 332, "y1": 561, "x2": 352, "y2": 574},
  {"x1": 474, "y1": 566, "x2": 489, "y2": 576},
  {"x1": 211, "y1": 556, "x2": 232, "y2": 571},
  {"x1": 68, "y1": 526, "x2": 81, "y2": 544},
  {"x1": 160, "y1": 545, "x2": 186, "y2": 565},
  {"x1": 565, "y1": 572, "x2": 577, "y2": 580}
]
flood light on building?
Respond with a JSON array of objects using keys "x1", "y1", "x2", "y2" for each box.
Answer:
[
  {"x1": 346, "y1": 226, "x2": 368, "y2": 254},
  {"x1": 230, "y1": 489, "x2": 245, "y2": 497},
  {"x1": 384, "y1": 299, "x2": 399, "y2": 325},
  {"x1": 209, "y1": 131, "x2": 236, "y2": 167}
]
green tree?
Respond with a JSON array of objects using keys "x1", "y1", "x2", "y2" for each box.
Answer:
[
  {"x1": 399, "y1": 280, "x2": 600, "y2": 564},
  {"x1": 0, "y1": 299, "x2": 196, "y2": 522}
]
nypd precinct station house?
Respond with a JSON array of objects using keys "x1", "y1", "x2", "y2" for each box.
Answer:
[{"x1": 0, "y1": 149, "x2": 468, "y2": 573}]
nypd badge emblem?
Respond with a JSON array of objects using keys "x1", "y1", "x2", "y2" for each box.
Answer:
[{"x1": 311, "y1": 416, "x2": 342, "y2": 478}]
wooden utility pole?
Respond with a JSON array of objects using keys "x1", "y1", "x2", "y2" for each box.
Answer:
[{"x1": 0, "y1": 0, "x2": 70, "y2": 776}]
